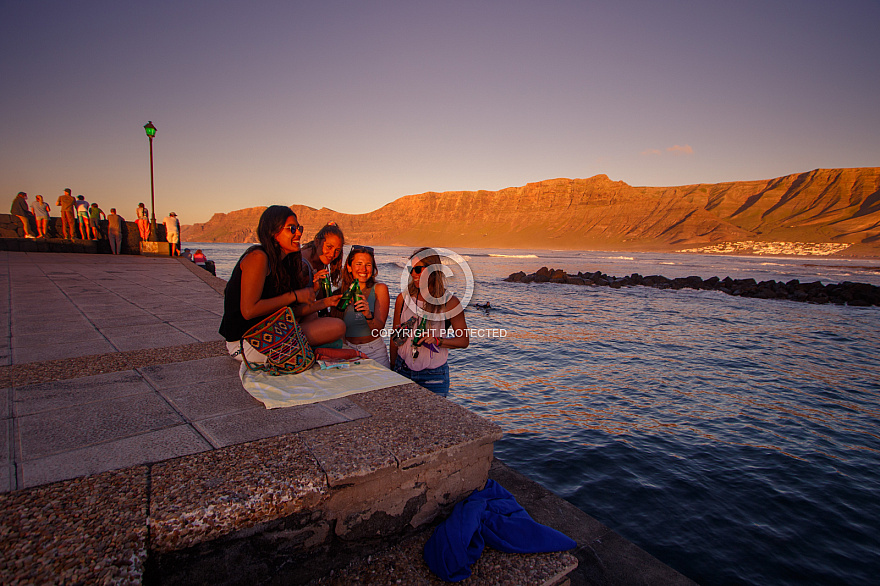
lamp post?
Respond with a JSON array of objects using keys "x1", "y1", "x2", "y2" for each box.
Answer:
[{"x1": 143, "y1": 121, "x2": 159, "y2": 241}]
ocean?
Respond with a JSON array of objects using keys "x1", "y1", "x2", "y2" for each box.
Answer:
[{"x1": 187, "y1": 242, "x2": 880, "y2": 585}]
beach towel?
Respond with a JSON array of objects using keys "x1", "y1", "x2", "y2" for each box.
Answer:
[
  {"x1": 240, "y1": 358, "x2": 412, "y2": 408},
  {"x1": 423, "y1": 479, "x2": 577, "y2": 582}
]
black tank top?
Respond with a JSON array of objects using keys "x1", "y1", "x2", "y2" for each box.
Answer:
[{"x1": 218, "y1": 246, "x2": 310, "y2": 342}]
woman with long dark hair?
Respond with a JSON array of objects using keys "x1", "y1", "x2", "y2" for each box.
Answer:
[
  {"x1": 302, "y1": 222, "x2": 345, "y2": 290},
  {"x1": 219, "y1": 205, "x2": 345, "y2": 365},
  {"x1": 390, "y1": 248, "x2": 469, "y2": 396}
]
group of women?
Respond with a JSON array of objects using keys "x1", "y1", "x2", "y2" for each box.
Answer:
[{"x1": 218, "y1": 205, "x2": 469, "y2": 396}]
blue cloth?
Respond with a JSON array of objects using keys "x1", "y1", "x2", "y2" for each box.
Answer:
[{"x1": 423, "y1": 479, "x2": 577, "y2": 582}]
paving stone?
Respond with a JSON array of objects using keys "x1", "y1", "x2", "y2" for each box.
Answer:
[
  {"x1": 12, "y1": 339, "x2": 117, "y2": 364},
  {"x1": 17, "y1": 392, "x2": 183, "y2": 460},
  {"x1": 11, "y1": 316, "x2": 95, "y2": 335},
  {"x1": 158, "y1": 375, "x2": 265, "y2": 421},
  {"x1": 20, "y1": 425, "x2": 211, "y2": 488},
  {"x1": 107, "y1": 329, "x2": 200, "y2": 352},
  {"x1": 11, "y1": 328, "x2": 108, "y2": 349},
  {"x1": 0, "y1": 418, "x2": 9, "y2": 466},
  {"x1": 195, "y1": 403, "x2": 350, "y2": 448},
  {"x1": 138, "y1": 355, "x2": 242, "y2": 389},
  {"x1": 0, "y1": 387, "x2": 9, "y2": 419},
  {"x1": 14, "y1": 370, "x2": 154, "y2": 416},
  {"x1": 166, "y1": 319, "x2": 224, "y2": 342}
]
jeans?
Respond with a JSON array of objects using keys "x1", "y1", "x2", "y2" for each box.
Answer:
[{"x1": 394, "y1": 356, "x2": 449, "y2": 396}]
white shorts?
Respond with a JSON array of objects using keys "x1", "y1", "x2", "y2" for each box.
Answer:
[
  {"x1": 344, "y1": 337, "x2": 390, "y2": 369},
  {"x1": 226, "y1": 340, "x2": 268, "y2": 365}
]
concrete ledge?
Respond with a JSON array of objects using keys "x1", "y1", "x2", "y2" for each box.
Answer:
[{"x1": 140, "y1": 241, "x2": 172, "y2": 256}]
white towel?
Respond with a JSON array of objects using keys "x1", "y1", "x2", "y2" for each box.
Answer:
[{"x1": 240, "y1": 359, "x2": 412, "y2": 409}]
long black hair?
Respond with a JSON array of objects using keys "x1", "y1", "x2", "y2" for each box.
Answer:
[
  {"x1": 256, "y1": 205, "x2": 307, "y2": 293},
  {"x1": 302, "y1": 222, "x2": 345, "y2": 286}
]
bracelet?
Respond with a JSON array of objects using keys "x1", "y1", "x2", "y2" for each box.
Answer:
[{"x1": 293, "y1": 290, "x2": 299, "y2": 303}]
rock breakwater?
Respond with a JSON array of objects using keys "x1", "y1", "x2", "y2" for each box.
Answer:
[{"x1": 504, "y1": 267, "x2": 880, "y2": 306}]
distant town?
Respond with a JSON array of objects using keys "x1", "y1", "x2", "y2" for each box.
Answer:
[{"x1": 677, "y1": 241, "x2": 851, "y2": 256}]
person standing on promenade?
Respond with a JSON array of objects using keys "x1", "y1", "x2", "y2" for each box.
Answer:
[
  {"x1": 163, "y1": 212, "x2": 181, "y2": 256},
  {"x1": 107, "y1": 208, "x2": 124, "y2": 254},
  {"x1": 390, "y1": 248, "x2": 470, "y2": 397},
  {"x1": 30, "y1": 195, "x2": 51, "y2": 238},
  {"x1": 136, "y1": 203, "x2": 150, "y2": 241},
  {"x1": 219, "y1": 205, "x2": 345, "y2": 365},
  {"x1": 10, "y1": 192, "x2": 36, "y2": 238},
  {"x1": 56, "y1": 188, "x2": 76, "y2": 239},
  {"x1": 74, "y1": 195, "x2": 91, "y2": 239},
  {"x1": 88, "y1": 203, "x2": 106, "y2": 239}
]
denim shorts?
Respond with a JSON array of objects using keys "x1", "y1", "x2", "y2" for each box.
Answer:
[{"x1": 394, "y1": 356, "x2": 450, "y2": 397}]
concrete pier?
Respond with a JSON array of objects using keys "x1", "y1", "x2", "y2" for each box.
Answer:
[{"x1": 0, "y1": 251, "x2": 695, "y2": 585}]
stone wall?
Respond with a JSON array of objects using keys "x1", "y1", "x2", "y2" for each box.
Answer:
[{"x1": 0, "y1": 213, "x2": 166, "y2": 254}]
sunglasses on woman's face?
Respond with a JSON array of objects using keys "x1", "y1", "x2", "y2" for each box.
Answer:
[
  {"x1": 410, "y1": 265, "x2": 427, "y2": 275},
  {"x1": 284, "y1": 224, "x2": 304, "y2": 235},
  {"x1": 351, "y1": 245, "x2": 374, "y2": 254}
]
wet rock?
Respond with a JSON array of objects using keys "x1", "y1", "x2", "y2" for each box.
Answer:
[{"x1": 505, "y1": 267, "x2": 880, "y2": 306}]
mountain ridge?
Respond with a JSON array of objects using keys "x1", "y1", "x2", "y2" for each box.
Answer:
[{"x1": 181, "y1": 167, "x2": 880, "y2": 254}]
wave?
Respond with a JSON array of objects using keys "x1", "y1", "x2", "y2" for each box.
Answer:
[
  {"x1": 488, "y1": 254, "x2": 539, "y2": 258},
  {"x1": 606, "y1": 256, "x2": 635, "y2": 260}
]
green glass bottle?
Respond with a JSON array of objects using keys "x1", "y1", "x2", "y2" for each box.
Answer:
[{"x1": 336, "y1": 282, "x2": 357, "y2": 311}]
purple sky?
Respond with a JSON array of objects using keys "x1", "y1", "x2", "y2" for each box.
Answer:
[{"x1": 2, "y1": 1, "x2": 879, "y2": 225}]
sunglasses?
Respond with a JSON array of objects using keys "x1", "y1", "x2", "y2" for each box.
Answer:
[
  {"x1": 410, "y1": 265, "x2": 427, "y2": 275},
  {"x1": 284, "y1": 224, "x2": 304, "y2": 235},
  {"x1": 351, "y1": 245, "x2": 374, "y2": 254}
]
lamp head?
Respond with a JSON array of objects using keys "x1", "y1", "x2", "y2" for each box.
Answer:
[{"x1": 143, "y1": 121, "x2": 157, "y2": 138}]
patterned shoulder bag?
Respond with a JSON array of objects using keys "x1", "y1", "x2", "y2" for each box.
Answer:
[{"x1": 240, "y1": 306, "x2": 316, "y2": 375}]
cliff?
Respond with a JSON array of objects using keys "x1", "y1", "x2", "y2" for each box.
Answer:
[{"x1": 180, "y1": 168, "x2": 880, "y2": 252}]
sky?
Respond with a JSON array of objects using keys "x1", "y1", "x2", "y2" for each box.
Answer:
[{"x1": 2, "y1": 0, "x2": 879, "y2": 225}]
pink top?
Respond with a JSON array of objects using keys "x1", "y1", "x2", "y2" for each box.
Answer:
[{"x1": 399, "y1": 298, "x2": 448, "y2": 371}]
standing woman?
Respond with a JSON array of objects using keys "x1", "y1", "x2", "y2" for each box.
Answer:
[
  {"x1": 219, "y1": 205, "x2": 345, "y2": 365},
  {"x1": 30, "y1": 195, "x2": 51, "y2": 238},
  {"x1": 136, "y1": 203, "x2": 150, "y2": 241},
  {"x1": 333, "y1": 245, "x2": 391, "y2": 367},
  {"x1": 74, "y1": 195, "x2": 91, "y2": 240},
  {"x1": 301, "y1": 223, "x2": 345, "y2": 302},
  {"x1": 390, "y1": 248, "x2": 469, "y2": 396}
]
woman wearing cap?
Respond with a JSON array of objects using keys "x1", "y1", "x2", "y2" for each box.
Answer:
[
  {"x1": 389, "y1": 248, "x2": 469, "y2": 396},
  {"x1": 219, "y1": 206, "x2": 346, "y2": 366},
  {"x1": 332, "y1": 245, "x2": 390, "y2": 367}
]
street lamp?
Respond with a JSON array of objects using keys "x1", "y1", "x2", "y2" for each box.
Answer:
[{"x1": 143, "y1": 121, "x2": 159, "y2": 241}]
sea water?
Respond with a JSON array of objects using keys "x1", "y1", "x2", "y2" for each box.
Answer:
[{"x1": 188, "y1": 242, "x2": 880, "y2": 586}]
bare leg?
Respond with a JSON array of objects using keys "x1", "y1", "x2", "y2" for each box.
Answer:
[{"x1": 301, "y1": 317, "x2": 346, "y2": 346}]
